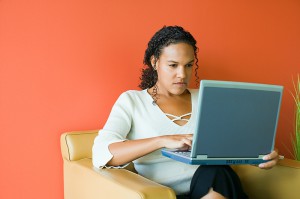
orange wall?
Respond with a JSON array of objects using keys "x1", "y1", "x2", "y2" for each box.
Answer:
[{"x1": 0, "y1": 1, "x2": 299, "y2": 198}]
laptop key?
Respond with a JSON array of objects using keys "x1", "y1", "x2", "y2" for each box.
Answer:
[{"x1": 174, "y1": 151, "x2": 191, "y2": 157}]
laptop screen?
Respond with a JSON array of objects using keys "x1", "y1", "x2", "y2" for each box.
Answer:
[{"x1": 192, "y1": 81, "x2": 283, "y2": 158}]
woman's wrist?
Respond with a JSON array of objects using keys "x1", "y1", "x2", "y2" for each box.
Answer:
[{"x1": 154, "y1": 135, "x2": 166, "y2": 149}]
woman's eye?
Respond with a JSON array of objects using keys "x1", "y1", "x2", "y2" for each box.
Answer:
[
  {"x1": 186, "y1": 64, "x2": 193, "y2": 67},
  {"x1": 169, "y1": 64, "x2": 177, "y2": 67}
]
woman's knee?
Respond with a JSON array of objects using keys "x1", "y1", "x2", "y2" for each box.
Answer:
[
  {"x1": 190, "y1": 165, "x2": 248, "y2": 199},
  {"x1": 200, "y1": 188, "x2": 227, "y2": 199}
]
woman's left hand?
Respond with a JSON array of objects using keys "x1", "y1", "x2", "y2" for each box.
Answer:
[{"x1": 258, "y1": 149, "x2": 279, "y2": 169}]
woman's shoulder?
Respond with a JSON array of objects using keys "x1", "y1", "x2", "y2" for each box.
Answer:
[
  {"x1": 116, "y1": 89, "x2": 149, "y2": 104},
  {"x1": 119, "y1": 89, "x2": 147, "y2": 98},
  {"x1": 122, "y1": 89, "x2": 145, "y2": 95}
]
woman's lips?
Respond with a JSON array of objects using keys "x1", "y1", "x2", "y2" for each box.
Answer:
[{"x1": 174, "y1": 82, "x2": 187, "y2": 86}]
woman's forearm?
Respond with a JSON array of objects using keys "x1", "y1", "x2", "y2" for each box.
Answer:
[
  {"x1": 107, "y1": 136, "x2": 163, "y2": 166},
  {"x1": 107, "y1": 134, "x2": 192, "y2": 166}
]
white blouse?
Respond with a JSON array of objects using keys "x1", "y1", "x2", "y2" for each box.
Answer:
[{"x1": 92, "y1": 89, "x2": 200, "y2": 194}]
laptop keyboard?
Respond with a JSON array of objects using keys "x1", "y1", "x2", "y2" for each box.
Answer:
[{"x1": 174, "y1": 151, "x2": 191, "y2": 157}]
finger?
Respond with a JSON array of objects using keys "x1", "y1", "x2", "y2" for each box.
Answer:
[
  {"x1": 258, "y1": 159, "x2": 277, "y2": 169},
  {"x1": 272, "y1": 150, "x2": 279, "y2": 158},
  {"x1": 263, "y1": 150, "x2": 279, "y2": 160},
  {"x1": 182, "y1": 138, "x2": 192, "y2": 146},
  {"x1": 178, "y1": 145, "x2": 190, "y2": 151},
  {"x1": 259, "y1": 152, "x2": 279, "y2": 169}
]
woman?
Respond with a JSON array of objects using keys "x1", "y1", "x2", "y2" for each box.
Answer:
[{"x1": 92, "y1": 26, "x2": 279, "y2": 199}]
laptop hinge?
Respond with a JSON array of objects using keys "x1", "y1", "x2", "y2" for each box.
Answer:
[
  {"x1": 197, "y1": 155, "x2": 208, "y2": 159},
  {"x1": 258, "y1": 155, "x2": 265, "y2": 159}
]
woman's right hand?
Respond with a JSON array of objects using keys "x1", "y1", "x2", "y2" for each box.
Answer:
[{"x1": 160, "y1": 134, "x2": 193, "y2": 150}]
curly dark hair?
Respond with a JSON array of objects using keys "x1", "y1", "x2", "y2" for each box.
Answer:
[{"x1": 139, "y1": 26, "x2": 199, "y2": 91}]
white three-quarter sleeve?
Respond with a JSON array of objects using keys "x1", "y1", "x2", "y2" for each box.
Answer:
[{"x1": 92, "y1": 92, "x2": 134, "y2": 168}]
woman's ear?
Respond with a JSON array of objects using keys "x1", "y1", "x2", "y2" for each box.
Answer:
[{"x1": 150, "y1": 56, "x2": 157, "y2": 70}]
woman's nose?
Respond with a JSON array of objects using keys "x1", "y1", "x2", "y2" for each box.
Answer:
[{"x1": 177, "y1": 66, "x2": 186, "y2": 78}]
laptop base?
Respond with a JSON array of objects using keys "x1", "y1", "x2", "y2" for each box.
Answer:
[{"x1": 161, "y1": 149, "x2": 268, "y2": 165}]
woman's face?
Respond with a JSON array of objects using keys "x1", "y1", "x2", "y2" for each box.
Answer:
[{"x1": 153, "y1": 42, "x2": 195, "y2": 96}]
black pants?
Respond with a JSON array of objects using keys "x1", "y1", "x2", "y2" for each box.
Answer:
[{"x1": 177, "y1": 165, "x2": 248, "y2": 199}]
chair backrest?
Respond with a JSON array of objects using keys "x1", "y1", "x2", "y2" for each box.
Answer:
[{"x1": 61, "y1": 130, "x2": 98, "y2": 161}]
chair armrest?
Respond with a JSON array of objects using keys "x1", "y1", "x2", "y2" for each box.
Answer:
[
  {"x1": 232, "y1": 158, "x2": 300, "y2": 199},
  {"x1": 63, "y1": 158, "x2": 176, "y2": 199}
]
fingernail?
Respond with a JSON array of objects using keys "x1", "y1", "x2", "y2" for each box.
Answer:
[{"x1": 258, "y1": 163, "x2": 264, "y2": 168}]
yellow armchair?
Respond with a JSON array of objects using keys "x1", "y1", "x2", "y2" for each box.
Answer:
[{"x1": 61, "y1": 130, "x2": 300, "y2": 199}]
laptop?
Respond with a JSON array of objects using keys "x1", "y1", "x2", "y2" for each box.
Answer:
[{"x1": 161, "y1": 80, "x2": 283, "y2": 165}]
